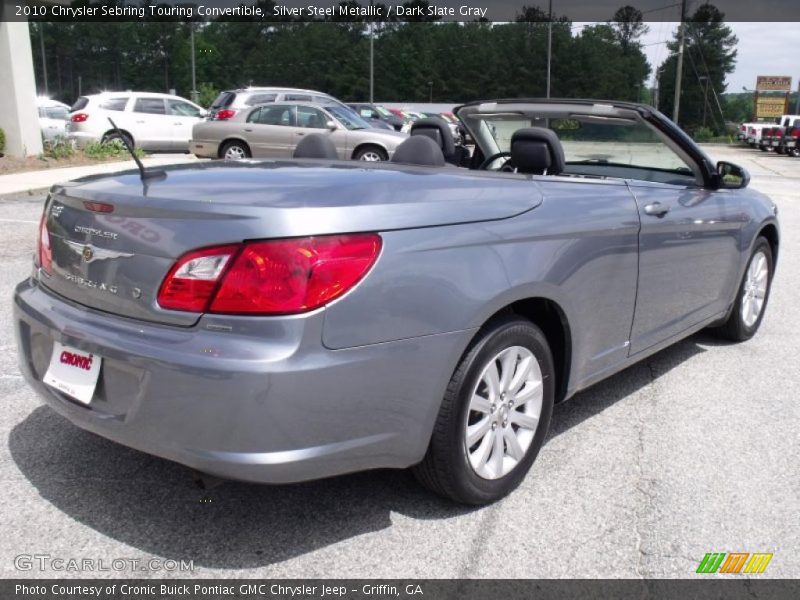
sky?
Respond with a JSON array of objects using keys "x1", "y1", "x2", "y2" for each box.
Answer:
[{"x1": 575, "y1": 22, "x2": 798, "y2": 94}]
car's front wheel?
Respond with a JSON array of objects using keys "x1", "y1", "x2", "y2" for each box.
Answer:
[
  {"x1": 220, "y1": 140, "x2": 250, "y2": 160},
  {"x1": 413, "y1": 317, "x2": 554, "y2": 504},
  {"x1": 716, "y1": 236, "x2": 774, "y2": 341},
  {"x1": 353, "y1": 145, "x2": 387, "y2": 162}
]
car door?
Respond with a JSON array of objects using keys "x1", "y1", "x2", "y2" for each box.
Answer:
[
  {"x1": 553, "y1": 116, "x2": 743, "y2": 356},
  {"x1": 244, "y1": 105, "x2": 295, "y2": 157},
  {"x1": 293, "y1": 105, "x2": 346, "y2": 158},
  {"x1": 130, "y1": 97, "x2": 173, "y2": 150},
  {"x1": 166, "y1": 98, "x2": 204, "y2": 151},
  {"x1": 628, "y1": 181, "x2": 743, "y2": 353}
]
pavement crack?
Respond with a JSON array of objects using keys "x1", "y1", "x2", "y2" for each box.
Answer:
[{"x1": 632, "y1": 360, "x2": 660, "y2": 579}]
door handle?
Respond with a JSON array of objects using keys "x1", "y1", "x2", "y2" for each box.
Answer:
[
  {"x1": 643, "y1": 202, "x2": 670, "y2": 218},
  {"x1": 243, "y1": 128, "x2": 253, "y2": 132},
  {"x1": 296, "y1": 132, "x2": 305, "y2": 136}
]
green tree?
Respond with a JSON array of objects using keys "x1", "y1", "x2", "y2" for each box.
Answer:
[{"x1": 656, "y1": 2, "x2": 737, "y2": 134}]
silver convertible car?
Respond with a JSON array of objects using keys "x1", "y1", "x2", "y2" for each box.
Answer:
[
  {"x1": 14, "y1": 99, "x2": 779, "y2": 504},
  {"x1": 190, "y1": 101, "x2": 407, "y2": 161}
]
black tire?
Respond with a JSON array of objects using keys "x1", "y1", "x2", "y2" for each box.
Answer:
[
  {"x1": 353, "y1": 145, "x2": 388, "y2": 162},
  {"x1": 102, "y1": 131, "x2": 133, "y2": 149},
  {"x1": 219, "y1": 140, "x2": 251, "y2": 160},
  {"x1": 413, "y1": 316, "x2": 555, "y2": 505},
  {"x1": 715, "y1": 237, "x2": 774, "y2": 342}
]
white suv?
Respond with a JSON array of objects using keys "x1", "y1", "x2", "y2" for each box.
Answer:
[
  {"x1": 207, "y1": 87, "x2": 348, "y2": 121},
  {"x1": 67, "y1": 92, "x2": 207, "y2": 151}
]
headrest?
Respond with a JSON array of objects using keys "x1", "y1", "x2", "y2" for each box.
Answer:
[
  {"x1": 410, "y1": 117, "x2": 456, "y2": 162},
  {"x1": 390, "y1": 135, "x2": 446, "y2": 167},
  {"x1": 293, "y1": 134, "x2": 338, "y2": 159},
  {"x1": 510, "y1": 127, "x2": 565, "y2": 175}
]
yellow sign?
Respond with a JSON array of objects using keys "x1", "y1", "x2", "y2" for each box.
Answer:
[
  {"x1": 756, "y1": 76, "x2": 792, "y2": 92},
  {"x1": 756, "y1": 97, "x2": 787, "y2": 119}
]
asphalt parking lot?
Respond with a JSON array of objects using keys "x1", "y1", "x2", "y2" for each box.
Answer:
[{"x1": 0, "y1": 145, "x2": 797, "y2": 579}]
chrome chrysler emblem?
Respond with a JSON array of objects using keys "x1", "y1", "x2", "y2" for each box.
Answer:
[{"x1": 64, "y1": 240, "x2": 134, "y2": 264}]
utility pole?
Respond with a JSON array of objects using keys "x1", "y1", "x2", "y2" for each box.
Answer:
[
  {"x1": 546, "y1": 0, "x2": 552, "y2": 98},
  {"x1": 795, "y1": 80, "x2": 800, "y2": 114},
  {"x1": 39, "y1": 23, "x2": 48, "y2": 95},
  {"x1": 369, "y1": 0, "x2": 374, "y2": 103},
  {"x1": 672, "y1": 0, "x2": 687, "y2": 125},
  {"x1": 190, "y1": 25, "x2": 198, "y2": 103}
]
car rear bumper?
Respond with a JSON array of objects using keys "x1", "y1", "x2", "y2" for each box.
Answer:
[
  {"x1": 190, "y1": 140, "x2": 219, "y2": 158},
  {"x1": 14, "y1": 278, "x2": 472, "y2": 484}
]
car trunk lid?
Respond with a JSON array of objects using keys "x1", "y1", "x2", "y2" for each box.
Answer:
[{"x1": 39, "y1": 161, "x2": 542, "y2": 326}]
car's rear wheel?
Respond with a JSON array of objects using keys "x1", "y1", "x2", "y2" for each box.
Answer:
[
  {"x1": 413, "y1": 317, "x2": 554, "y2": 504},
  {"x1": 715, "y1": 237, "x2": 773, "y2": 342},
  {"x1": 102, "y1": 131, "x2": 133, "y2": 149},
  {"x1": 353, "y1": 145, "x2": 387, "y2": 162},
  {"x1": 220, "y1": 140, "x2": 250, "y2": 160}
]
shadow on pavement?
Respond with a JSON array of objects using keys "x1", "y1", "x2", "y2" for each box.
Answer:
[{"x1": 9, "y1": 332, "x2": 712, "y2": 569}]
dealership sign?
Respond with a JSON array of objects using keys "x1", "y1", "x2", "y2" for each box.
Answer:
[
  {"x1": 756, "y1": 76, "x2": 792, "y2": 92},
  {"x1": 755, "y1": 97, "x2": 788, "y2": 119}
]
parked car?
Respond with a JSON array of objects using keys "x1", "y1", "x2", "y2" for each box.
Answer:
[
  {"x1": 771, "y1": 114, "x2": 800, "y2": 155},
  {"x1": 746, "y1": 123, "x2": 769, "y2": 148},
  {"x1": 37, "y1": 97, "x2": 70, "y2": 142},
  {"x1": 348, "y1": 103, "x2": 407, "y2": 131},
  {"x1": 782, "y1": 118, "x2": 800, "y2": 157},
  {"x1": 67, "y1": 92, "x2": 206, "y2": 151},
  {"x1": 207, "y1": 87, "x2": 349, "y2": 121},
  {"x1": 14, "y1": 99, "x2": 778, "y2": 505},
  {"x1": 191, "y1": 101, "x2": 407, "y2": 161}
]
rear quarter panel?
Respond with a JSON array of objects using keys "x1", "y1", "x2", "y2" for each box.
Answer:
[{"x1": 322, "y1": 176, "x2": 641, "y2": 393}]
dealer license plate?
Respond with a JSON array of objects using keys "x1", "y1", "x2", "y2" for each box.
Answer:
[{"x1": 43, "y1": 342, "x2": 101, "y2": 404}]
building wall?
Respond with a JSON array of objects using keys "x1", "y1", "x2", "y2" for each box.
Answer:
[{"x1": 0, "y1": 21, "x2": 43, "y2": 157}]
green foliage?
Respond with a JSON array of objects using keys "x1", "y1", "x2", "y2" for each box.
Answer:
[
  {"x1": 83, "y1": 139, "x2": 145, "y2": 160},
  {"x1": 692, "y1": 126, "x2": 716, "y2": 142},
  {"x1": 41, "y1": 137, "x2": 76, "y2": 160},
  {"x1": 197, "y1": 82, "x2": 219, "y2": 108},
  {"x1": 31, "y1": 15, "x2": 652, "y2": 107},
  {"x1": 656, "y1": 3, "x2": 737, "y2": 135},
  {"x1": 0, "y1": 127, "x2": 5, "y2": 155}
]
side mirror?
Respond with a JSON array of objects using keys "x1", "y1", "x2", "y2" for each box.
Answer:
[
  {"x1": 198, "y1": 108, "x2": 208, "y2": 118},
  {"x1": 717, "y1": 161, "x2": 750, "y2": 189},
  {"x1": 326, "y1": 120, "x2": 338, "y2": 131}
]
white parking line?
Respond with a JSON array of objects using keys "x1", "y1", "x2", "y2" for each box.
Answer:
[{"x1": 0, "y1": 219, "x2": 38, "y2": 224}]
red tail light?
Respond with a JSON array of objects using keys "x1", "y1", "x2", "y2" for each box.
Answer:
[
  {"x1": 37, "y1": 211, "x2": 52, "y2": 274},
  {"x1": 71, "y1": 113, "x2": 89, "y2": 123},
  {"x1": 157, "y1": 234, "x2": 382, "y2": 315},
  {"x1": 214, "y1": 109, "x2": 237, "y2": 120}
]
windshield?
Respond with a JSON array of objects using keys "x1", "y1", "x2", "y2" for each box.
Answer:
[
  {"x1": 473, "y1": 114, "x2": 692, "y2": 175},
  {"x1": 375, "y1": 106, "x2": 393, "y2": 117},
  {"x1": 326, "y1": 105, "x2": 372, "y2": 130}
]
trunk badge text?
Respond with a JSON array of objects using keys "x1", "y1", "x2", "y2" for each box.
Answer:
[{"x1": 74, "y1": 225, "x2": 119, "y2": 240}]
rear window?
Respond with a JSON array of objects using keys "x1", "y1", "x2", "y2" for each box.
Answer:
[
  {"x1": 133, "y1": 98, "x2": 166, "y2": 115},
  {"x1": 45, "y1": 107, "x2": 69, "y2": 120},
  {"x1": 244, "y1": 93, "x2": 277, "y2": 106},
  {"x1": 211, "y1": 91, "x2": 236, "y2": 109},
  {"x1": 70, "y1": 97, "x2": 89, "y2": 112},
  {"x1": 99, "y1": 97, "x2": 128, "y2": 111},
  {"x1": 284, "y1": 94, "x2": 313, "y2": 101}
]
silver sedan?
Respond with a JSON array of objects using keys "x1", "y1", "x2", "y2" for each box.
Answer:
[{"x1": 191, "y1": 102, "x2": 408, "y2": 161}]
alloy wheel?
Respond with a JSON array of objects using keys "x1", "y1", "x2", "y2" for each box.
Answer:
[
  {"x1": 464, "y1": 346, "x2": 543, "y2": 480},
  {"x1": 741, "y1": 250, "x2": 769, "y2": 328},
  {"x1": 224, "y1": 146, "x2": 247, "y2": 159}
]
